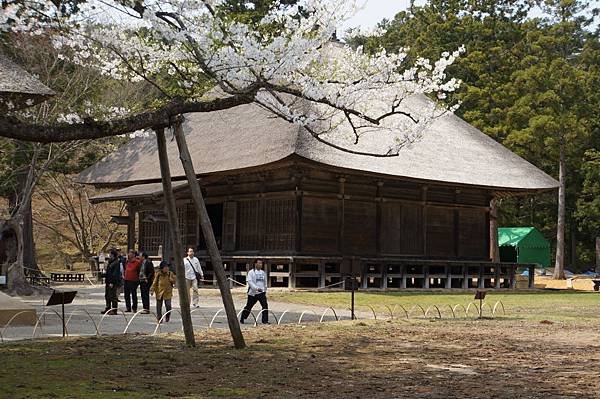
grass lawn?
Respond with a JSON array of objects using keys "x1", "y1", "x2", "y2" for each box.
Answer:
[
  {"x1": 270, "y1": 290, "x2": 600, "y2": 322},
  {"x1": 2, "y1": 290, "x2": 600, "y2": 398}
]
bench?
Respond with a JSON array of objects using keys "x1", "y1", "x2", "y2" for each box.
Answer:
[
  {"x1": 25, "y1": 275, "x2": 51, "y2": 287},
  {"x1": 50, "y1": 272, "x2": 85, "y2": 282}
]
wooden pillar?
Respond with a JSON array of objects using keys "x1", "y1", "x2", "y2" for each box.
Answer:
[
  {"x1": 462, "y1": 265, "x2": 469, "y2": 289},
  {"x1": 376, "y1": 181, "x2": 383, "y2": 255},
  {"x1": 490, "y1": 198, "x2": 500, "y2": 262},
  {"x1": 296, "y1": 193, "x2": 303, "y2": 253},
  {"x1": 422, "y1": 187, "x2": 428, "y2": 256},
  {"x1": 319, "y1": 260, "x2": 326, "y2": 288},
  {"x1": 155, "y1": 127, "x2": 195, "y2": 347},
  {"x1": 126, "y1": 204, "x2": 136, "y2": 251},
  {"x1": 338, "y1": 177, "x2": 345, "y2": 254},
  {"x1": 423, "y1": 265, "x2": 429, "y2": 289},
  {"x1": 382, "y1": 263, "x2": 388, "y2": 290},
  {"x1": 495, "y1": 264, "x2": 501, "y2": 289},
  {"x1": 478, "y1": 264, "x2": 484, "y2": 289},
  {"x1": 454, "y1": 190, "x2": 460, "y2": 258},
  {"x1": 172, "y1": 121, "x2": 245, "y2": 349},
  {"x1": 265, "y1": 260, "x2": 271, "y2": 288},
  {"x1": 445, "y1": 265, "x2": 452, "y2": 289},
  {"x1": 528, "y1": 264, "x2": 535, "y2": 288},
  {"x1": 401, "y1": 264, "x2": 407, "y2": 289},
  {"x1": 289, "y1": 261, "x2": 295, "y2": 289},
  {"x1": 510, "y1": 265, "x2": 517, "y2": 289},
  {"x1": 361, "y1": 259, "x2": 368, "y2": 289}
]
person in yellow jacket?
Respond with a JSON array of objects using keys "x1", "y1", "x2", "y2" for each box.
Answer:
[{"x1": 151, "y1": 261, "x2": 176, "y2": 322}]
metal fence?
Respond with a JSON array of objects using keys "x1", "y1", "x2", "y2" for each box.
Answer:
[{"x1": 0, "y1": 301, "x2": 506, "y2": 343}]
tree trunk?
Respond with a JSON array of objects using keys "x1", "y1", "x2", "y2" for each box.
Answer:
[
  {"x1": 489, "y1": 198, "x2": 500, "y2": 263},
  {"x1": 20, "y1": 196, "x2": 37, "y2": 272},
  {"x1": 553, "y1": 143, "x2": 566, "y2": 279},
  {"x1": 596, "y1": 237, "x2": 600, "y2": 273},
  {"x1": 0, "y1": 215, "x2": 34, "y2": 295},
  {"x1": 173, "y1": 120, "x2": 246, "y2": 349},
  {"x1": 155, "y1": 127, "x2": 196, "y2": 347},
  {"x1": 8, "y1": 145, "x2": 39, "y2": 274},
  {"x1": 570, "y1": 222, "x2": 577, "y2": 269}
]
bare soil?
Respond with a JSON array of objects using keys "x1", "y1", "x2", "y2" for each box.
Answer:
[{"x1": 2, "y1": 315, "x2": 599, "y2": 398}]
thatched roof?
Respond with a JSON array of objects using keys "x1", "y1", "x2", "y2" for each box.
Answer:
[
  {"x1": 90, "y1": 181, "x2": 188, "y2": 204},
  {"x1": 77, "y1": 96, "x2": 558, "y2": 192},
  {"x1": 0, "y1": 53, "x2": 55, "y2": 110}
]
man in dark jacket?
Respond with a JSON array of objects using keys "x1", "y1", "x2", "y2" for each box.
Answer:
[
  {"x1": 102, "y1": 249, "x2": 122, "y2": 315},
  {"x1": 138, "y1": 252, "x2": 155, "y2": 314}
]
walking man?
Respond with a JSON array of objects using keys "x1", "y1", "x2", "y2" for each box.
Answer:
[
  {"x1": 240, "y1": 258, "x2": 269, "y2": 324},
  {"x1": 101, "y1": 249, "x2": 121, "y2": 315},
  {"x1": 138, "y1": 252, "x2": 155, "y2": 314},
  {"x1": 183, "y1": 247, "x2": 203, "y2": 308}
]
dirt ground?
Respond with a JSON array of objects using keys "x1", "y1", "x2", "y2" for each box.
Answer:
[{"x1": 2, "y1": 314, "x2": 600, "y2": 399}]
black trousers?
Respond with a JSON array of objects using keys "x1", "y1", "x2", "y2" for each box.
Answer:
[
  {"x1": 241, "y1": 292, "x2": 268, "y2": 323},
  {"x1": 124, "y1": 280, "x2": 139, "y2": 311},
  {"x1": 139, "y1": 280, "x2": 151, "y2": 311},
  {"x1": 104, "y1": 284, "x2": 118, "y2": 310}
]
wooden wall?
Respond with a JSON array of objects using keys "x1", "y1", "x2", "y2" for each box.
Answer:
[
  {"x1": 133, "y1": 159, "x2": 491, "y2": 260},
  {"x1": 236, "y1": 198, "x2": 297, "y2": 252},
  {"x1": 300, "y1": 197, "x2": 338, "y2": 253}
]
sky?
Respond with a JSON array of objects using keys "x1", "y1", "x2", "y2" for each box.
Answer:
[
  {"x1": 338, "y1": 0, "x2": 422, "y2": 34},
  {"x1": 339, "y1": 0, "x2": 600, "y2": 35}
]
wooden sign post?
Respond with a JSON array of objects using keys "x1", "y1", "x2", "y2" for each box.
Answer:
[
  {"x1": 46, "y1": 290, "x2": 77, "y2": 337},
  {"x1": 342, "y1": 257, "x2": 361, "y2": 320}
]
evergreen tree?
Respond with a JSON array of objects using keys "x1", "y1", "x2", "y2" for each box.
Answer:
[{"x1": 351, "y1": 0, "x2": 599, "y2": 272}]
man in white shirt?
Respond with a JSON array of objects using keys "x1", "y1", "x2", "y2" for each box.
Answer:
[
  {"x1": 183, "y1": 247, "x2": 203, "y2": 308},
  {"x1": 240, "y1": 258, "x2": 269, "y2": 324}
]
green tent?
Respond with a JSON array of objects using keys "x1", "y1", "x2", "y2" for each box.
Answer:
[{"x1": 498, "y1": 227, "x2": 551, "y2": 268}]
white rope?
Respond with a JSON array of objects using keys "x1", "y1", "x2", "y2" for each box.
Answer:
[{"x1": 315, "y1": 280, "x2": 345, "y2": 290}]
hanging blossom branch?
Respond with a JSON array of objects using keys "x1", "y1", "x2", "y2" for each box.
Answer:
[{"x1": 0, "y1": 0, "x2": 464, "y2": 155}]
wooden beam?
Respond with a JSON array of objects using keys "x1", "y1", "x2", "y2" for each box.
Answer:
[
  {"x1": 173, "y1": 121, "x2": 245, "y2": 349},
  {"x1": 338, "y1": 177, "x2": 345, "y2": 254},
  {"x1": 126, "y1": 203, "x2": 136, "y2": 250},
  {"x1": 155, "y1": 127, "x2": 196, "y2": 347},
  {"x1": 376, "y1": 181, "x2": 383, "y2": 256},
  {"x1": 422, "y1": 187, "x2": 428, "y2": 256},
  {"x1": 489, "y1": 198, "x2": 499, "y2": 262}
]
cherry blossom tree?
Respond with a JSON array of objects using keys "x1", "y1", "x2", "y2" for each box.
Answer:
[{"x1": 0, "y1": 0, "x2": 463, "y2": 348}]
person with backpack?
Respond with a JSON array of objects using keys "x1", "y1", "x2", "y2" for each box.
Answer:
[
  {"x1": 151, "y1": 261, "x2": 176, "y2": 322},
  {"x1": 240, "y1": 258, "x2": 269, "y2": 324},
  {"x1": 101, "y1": 249, "x2": 121, "y2": 315},
  {"x1": 138, "y1": 252, "x2": 155, "y2": 314},
  {"x1": 183, "y1": 247, "x2": 203, "y2": 308}
]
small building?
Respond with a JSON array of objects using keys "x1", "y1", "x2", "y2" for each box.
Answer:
[
  {"x1": 78, "y1": 96, "x2": 558, "y2": 290},
  {"x1": 498, "y1": 227, "x2": 551, "y2": 268}
]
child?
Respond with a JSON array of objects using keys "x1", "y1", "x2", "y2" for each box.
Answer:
[{"x1": 151, "y1": 261, "x2": 176, "y2": 322}]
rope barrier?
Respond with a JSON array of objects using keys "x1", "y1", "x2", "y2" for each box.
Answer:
[
  {"x1": 0, "y1": 298, "x2": 509, "y2": 342},
  {"x1": 315, "y1": 280, "x2": 345, "y2": 290},
  {"x1": 86, "y1": 276, "x2": 97, "y2": 287},
  {"x1": 227, "y1": 278, "x2": 247, "y2": 287}
]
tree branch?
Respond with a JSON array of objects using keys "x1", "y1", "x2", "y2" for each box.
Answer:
[{"x1": 0, "y1": 94, "x2": 257, "y2": 143}]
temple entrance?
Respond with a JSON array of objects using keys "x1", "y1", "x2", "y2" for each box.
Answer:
[{"x1": 197, "y1": 203, "x2": 223, "y2": 250}]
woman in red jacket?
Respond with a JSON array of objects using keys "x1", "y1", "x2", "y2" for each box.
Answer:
[{"x1": 123, "y1": 249, "x2": 142, "y2": 312}]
